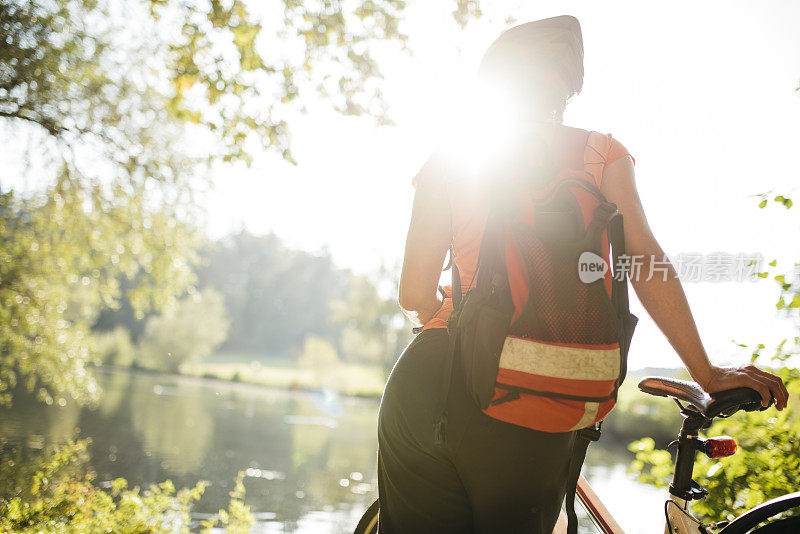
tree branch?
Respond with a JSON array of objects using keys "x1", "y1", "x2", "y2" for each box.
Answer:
[{"x1": 0, "y1": 109, "x2": 64, "y2": 137}]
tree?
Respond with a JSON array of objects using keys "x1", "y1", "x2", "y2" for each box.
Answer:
[
  {"x1": 139, "y1": 288, "x2": 230, "y2": 372},
  {"x1": 331, "y1": 269, "x2": 412, "y2": 370},
  {"x1": 0, "y1": 0, "x2": 480, "y2": 405},
  {"x1": 196, "y1": 230, "x2": 350, "y2": 355},
  {"x1": 0, "y1": 184, "x2": 199, "y2": 405},
  {"x1": 91, "y1": 325, "x2": 136, "y2": 367},
  {"x1": 0, "y1": 0, "x2": 417, "y2": 163},
  {"x1": 195, "y1": 231, "x2": 412, "y2": 364}
]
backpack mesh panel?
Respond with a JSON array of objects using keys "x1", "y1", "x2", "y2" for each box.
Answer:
[{"x1": 508, "y1": 223, "x2": 618, "y2": 345}]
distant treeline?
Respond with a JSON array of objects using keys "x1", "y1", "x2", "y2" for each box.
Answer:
[{"x1": 94, "y1": 231, "x2": 412, "y2": 368}]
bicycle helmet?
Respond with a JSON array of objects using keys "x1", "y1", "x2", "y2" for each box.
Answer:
[{"x1": 478, "y1": 15, "x2": 584, "y2": 99}]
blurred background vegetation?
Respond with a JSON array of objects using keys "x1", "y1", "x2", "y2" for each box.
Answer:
[{"x1": 91, "y1": 230, "x2": 412, "y2": 394}]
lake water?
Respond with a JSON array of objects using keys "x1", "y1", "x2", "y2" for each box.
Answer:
[{"x1": 0, "y1": 369, "x2": 666, "y2": 533}]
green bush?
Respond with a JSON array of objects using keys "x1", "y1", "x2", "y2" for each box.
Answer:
[
  {"x1": 200, "y1": 472, "x2": 253, "y2": 534},
  {"x1": 0, "y1": 439, "x2": 253, "y2": 533},
  {"x1": 299, "y1": 335, "x2": 341, "y2": 388},
  {"x1": 91, "y1": 326, "x2": 136, "y2": 367},
  {"x1": 603, "y1": 379, "x2": 685, "y2": 444},
  {"x1": 139, "y1": 289, "x2": 230, "y2": 373}
]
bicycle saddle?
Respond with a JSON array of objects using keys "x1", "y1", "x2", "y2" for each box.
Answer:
[{"x1": 638, "y1": 376, "x2": 766, "y2": 419}]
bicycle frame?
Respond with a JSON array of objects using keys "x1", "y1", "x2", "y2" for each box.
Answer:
[
  {"x1": 551, "y1": 476, "x2": 621, "y2": 534},
  {"x1": 554, "y1": 476, "x2": 702, "y2": 534},
  {"x1": 571, "y1": 482, "x2": 800, "y2": 534},
  {"x1": 664, "y1": 496, "x2": 703, "y2": 534},
  {"x1": 576, "y1": 475, "x2": 624, "y2": 533}
]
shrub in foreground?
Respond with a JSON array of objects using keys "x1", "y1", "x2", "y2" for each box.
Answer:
[{"x1": 0, "y1": 439, "x2": 253, "y2": 533}]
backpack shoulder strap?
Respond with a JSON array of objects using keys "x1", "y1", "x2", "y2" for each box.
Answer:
[
  {"x1": 565, "y1": 424, "x2": 602, "y2": 534},
  {"x1": 582, "y1": 131, "x2": 613, "y2": 187},
  {"x1": 562, "y1": 131, "x2": 637, "y2": 534}
]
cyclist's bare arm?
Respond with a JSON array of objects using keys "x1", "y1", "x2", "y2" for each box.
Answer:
[
  {"x1": 600, "y1": 155, "x2": 788, "y2": 410},
  {"x1": 399, "y1": 172, "x2": 450, "y2": 327}
]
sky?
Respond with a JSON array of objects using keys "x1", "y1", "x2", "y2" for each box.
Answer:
[{"x1": 205, "y1": 1, "x2": 800, "y2": 371}]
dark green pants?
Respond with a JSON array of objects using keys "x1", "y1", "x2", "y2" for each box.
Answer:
[{"x1": 377, "y1": 328, "x2": 576, "y2": 534}]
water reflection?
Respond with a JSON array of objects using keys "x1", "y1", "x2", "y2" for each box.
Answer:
[
  {"x1": 1, "y1": 369, "x2": 379, "y2": 531},
  {"x1": 131, "y1": 380, "x2": 214, "y2": 475}
]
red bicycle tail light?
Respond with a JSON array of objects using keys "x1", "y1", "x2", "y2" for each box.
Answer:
[{"x1": 705, "y1": 436, "x2": 737, "y2": 458}]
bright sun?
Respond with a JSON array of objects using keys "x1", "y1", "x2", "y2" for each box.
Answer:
[{"x1": 439, "y1": 78, "x2": 523, "y2": 181}]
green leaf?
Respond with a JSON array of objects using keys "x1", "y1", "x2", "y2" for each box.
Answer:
[{"x1": 759, "y1": 199, "x2": 768, "y2": 208}]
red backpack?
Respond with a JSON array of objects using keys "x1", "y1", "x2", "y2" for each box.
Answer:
[{"x1": 436, "y1": 130, "x2": 638, "y2": 533}]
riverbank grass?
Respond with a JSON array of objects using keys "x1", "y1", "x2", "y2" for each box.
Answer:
[{"x1": 181, "y1": 357, "x2": 386, "y2": 398}]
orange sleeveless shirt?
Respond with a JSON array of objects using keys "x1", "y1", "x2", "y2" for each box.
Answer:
[{"x1": 412, "y1": 125, "x2": 633, "y2": 331}]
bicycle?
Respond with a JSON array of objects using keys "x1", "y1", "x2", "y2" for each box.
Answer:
[{"x1": 354, "y1": 376, "x2": 800, "y2": 533}]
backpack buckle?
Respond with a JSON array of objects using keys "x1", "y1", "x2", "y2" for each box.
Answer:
[
  {"x1": 578, "y1": 423, "x2": 602, "y2": 442},
  {"x1": 593, "y1": 202, "x2": 618, "y2": 223}
]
